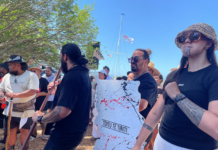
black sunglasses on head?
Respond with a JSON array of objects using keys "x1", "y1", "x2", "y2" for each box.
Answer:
[{"x1": 128, "y1": 56, "x2": 144, "y2": 63}]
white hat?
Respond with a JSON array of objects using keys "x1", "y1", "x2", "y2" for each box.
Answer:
[{"x1": 99, "y1": 70, "x2": 107, "y2": 76}]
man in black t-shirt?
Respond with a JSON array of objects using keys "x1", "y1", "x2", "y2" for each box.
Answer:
[
  {"x1": 129, "y1": 49, "x2": 158, "y2": 146},
  {"x1": 32, "y1": 43, "x2": 91, "y2": 150}
]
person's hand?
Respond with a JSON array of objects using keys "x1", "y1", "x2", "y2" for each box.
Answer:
[
  {"x1": 165, "y1": 82, "x2": 181, "y2": 99},
  {"x1": 47, "y1": 81, "x2": 58, "y2": 95},
  {"x1": 32, "y1": 111, "x2": 45, "y2": 123},
  {"x1": 6, "y1": 92, "x2": 17, "y2": 99}
]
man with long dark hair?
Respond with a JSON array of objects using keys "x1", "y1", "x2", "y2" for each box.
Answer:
[
  {"x1": 0, "y1": 55, "x2": 39, "y2": 150},
  {"x1": 32, "y1": 43, "x2": 91, "y2": 150}
]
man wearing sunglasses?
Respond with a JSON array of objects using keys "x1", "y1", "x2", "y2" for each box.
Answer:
[{"x1": 128, "y1": 49, "x2": 158, "y2": 147}]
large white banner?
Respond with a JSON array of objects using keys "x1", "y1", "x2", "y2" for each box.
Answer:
[{"x1": 93, "y1": 78, "x2": 145, "y2": 150}]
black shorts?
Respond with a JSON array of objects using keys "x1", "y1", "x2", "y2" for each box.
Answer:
[
  {"x1": 44, "y1": 130, "x2": 85, "y2": 150},
  {"x1": 47, "y1": 101, "x2": 53, "y2": 109},
  {"x1": 5, "y1": 117, "x2": 33, "y2": 130}
]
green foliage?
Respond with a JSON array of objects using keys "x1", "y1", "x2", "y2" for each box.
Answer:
[{"x1": 0, "y1": 0, "x2": 98, "y2": 68}]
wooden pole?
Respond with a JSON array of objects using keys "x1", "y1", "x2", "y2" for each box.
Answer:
[
  {"x1": 20, "y1": 67, "x2": 62, "y2": 150},
  {"x1": 5, "y1": 98, "x2": 13, "y2": 150}
]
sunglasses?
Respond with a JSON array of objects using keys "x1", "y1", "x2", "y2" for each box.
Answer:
[
  {"x1": 128, "y1": 56, "x2": 144, "y2": 63},
  {"x1": 31, "y1": 70, "x2": 36, "y2": 72},
  {"x1": 177, "y1": 31, "x2": 208, "y2": 44}
]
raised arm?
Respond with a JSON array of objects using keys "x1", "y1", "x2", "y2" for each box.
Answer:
[
  {"x1": 165, "y1": 82, "x2": 218, "y2": 141},
  {"x1": 132, "y1": 94, "x2": 165, "y2": 150}
]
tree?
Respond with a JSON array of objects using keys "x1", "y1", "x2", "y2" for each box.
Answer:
[{"x1": 0, "y1": 0, "x2": 98, "y2": 68}]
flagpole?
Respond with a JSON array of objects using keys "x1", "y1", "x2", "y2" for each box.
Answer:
[{"x1": 114, "y1": 13, "x2": 124, "y2": 79}]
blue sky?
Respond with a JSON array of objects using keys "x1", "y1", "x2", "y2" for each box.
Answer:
[{"x1": 79, "y1": 0, "x2": 218, "y2": 79}]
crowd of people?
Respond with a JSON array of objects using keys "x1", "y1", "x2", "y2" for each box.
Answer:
[
  {"x1": 0, "y1": 56, "x2": 64, "y2": 149},
  {"x1": 0, "y1": 22, "x2": 217, "y2": 150}
]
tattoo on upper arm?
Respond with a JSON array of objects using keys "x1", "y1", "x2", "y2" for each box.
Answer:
[
  {"x1": 177, "y1": 98, "x2": 205, "y2": 127},
  {"x1": 143, "y1": 123, "x2": 153, "y2": 132},
  {"x1": 41, "y1": 106, "x2": 62, "y2": 123}
]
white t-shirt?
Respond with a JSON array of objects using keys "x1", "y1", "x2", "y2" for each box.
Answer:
[{"x1": 0, "y1": 70, "x2": 39, "y2": 118}]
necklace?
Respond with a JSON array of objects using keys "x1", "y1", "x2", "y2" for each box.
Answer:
[{"x1": 14, "y1": 76, "x2": 20, "y2": 84}]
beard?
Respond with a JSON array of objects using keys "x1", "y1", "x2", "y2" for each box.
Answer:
[
  {"x1": 9, "y1": 71, "x2": 18, "y2": 76},
  {"x1": 61, "y1": 59, "x2": 68, "y2": 74},
  {"x1": 131, "y1": 63, "x2": 138, "y2": 72}
]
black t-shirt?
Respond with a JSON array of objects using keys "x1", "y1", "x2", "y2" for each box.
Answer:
[
  {"x1": 35, "y1": 78, "x2": 49, "y2": 111},
  {"x1": 134, "y1": 73, "x2": 158, "y2": 119},
  {"x1": 50, "y1": 66, "x2": 91, "y2": 144},
  {"x1": 160, "y1": 65, "x2": 218, "y2": 150}
]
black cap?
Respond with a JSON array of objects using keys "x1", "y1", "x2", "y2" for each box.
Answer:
[
  {"x1": 0, "y1": 62, "x2": 9, "y2": 72},
  {"x1": 6, "y1": 55, "x2": 26, "y2": 64}
]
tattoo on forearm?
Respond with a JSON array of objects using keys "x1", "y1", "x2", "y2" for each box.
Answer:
[
  {"x1": 143, "y1": 123, "x2": 153, "y2": 132},
  {"x1": 183, "y1": 47, "x2": 191, "y2": 57},
  {"x1": 177, "y1": 98, "x2": 205, "y2": 127},
  {"x1": 41, "y1": 106, "x2": 62, "y2": 123}
]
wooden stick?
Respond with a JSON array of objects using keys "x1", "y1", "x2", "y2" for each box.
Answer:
[
  {"x1": 5, "y1": 98, "x2": 13, "y2": 150},
  {"x1": 20, "y1": 67, "x2": 62, "y2": 150}
]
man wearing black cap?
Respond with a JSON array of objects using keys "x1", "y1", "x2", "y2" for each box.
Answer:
[
  {"x1": 0, "y1": 55, "x2": 39, "y2": 150},
  {"x1": 32, "y1": 43, "x2": 91, "y2": 150}
]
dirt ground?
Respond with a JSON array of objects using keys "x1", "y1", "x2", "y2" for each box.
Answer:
[{"x1": 0, "y1": 124, "x2": 95, "y2": 150}]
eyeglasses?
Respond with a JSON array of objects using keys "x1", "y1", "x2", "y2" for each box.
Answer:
[
  {"x1": 128, "y1": 56, "x2": 144, "y2": 63},
  {"x1": 177, "y1": 31, "x2": 208, "y2": 44}
]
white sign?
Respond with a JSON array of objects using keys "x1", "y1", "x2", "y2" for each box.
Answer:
[
  {"x1": 93, "y1": 49, "x2": 104, "y2": 60},
  {"x1": 93, "y1": 79, "x2": 145, "y2": 150}
]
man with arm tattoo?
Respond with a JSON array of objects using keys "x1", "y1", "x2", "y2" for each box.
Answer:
[
  {"x1": 128, "y1": 49, "x2": 158, "y2": 148},
  {"x1": 32, "y1": 43, "x2": 91, "y2": 150}
]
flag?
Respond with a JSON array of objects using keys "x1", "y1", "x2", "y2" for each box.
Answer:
[
  {"x1": 123, "y1": 35, "x2": 134, "y2": 44},
  {"x1": 93, "y1": 49, "x2": 104, "y2": 60},
  {"x1": 107, "y1": 54, "x2": 112, "y2": 57}
]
